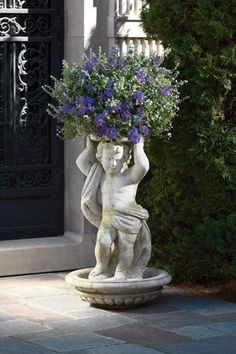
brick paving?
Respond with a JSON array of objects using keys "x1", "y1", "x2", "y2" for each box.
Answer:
[{"x1": 0, "y1": 272, "x2": 235, "y2": 354}]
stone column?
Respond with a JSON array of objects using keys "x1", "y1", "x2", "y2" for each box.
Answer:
[{"x1": 64, "y1": 0, "x2": 116, "y2": 266}]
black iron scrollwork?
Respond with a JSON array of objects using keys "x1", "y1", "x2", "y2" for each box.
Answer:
[
  {"x1": 17, "y1": 42, "x2": 49, "y2": 164},
  {"x1": 0, "y1": 15, "x2": 50, "y2": 37},
  {"x1": 0, "y1": 169, "x2": 52, "y2": 189},
  {"x1": 0, "y1": 16, "x2": 26, "y2": 36},
  {"x1": 0, "y1": 0, "x2": 50, "y2": 9}
]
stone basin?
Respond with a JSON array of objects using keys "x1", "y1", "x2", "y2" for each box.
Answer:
[{"x1": 65, "y1": 267, "x2": 172, "y2": 309}]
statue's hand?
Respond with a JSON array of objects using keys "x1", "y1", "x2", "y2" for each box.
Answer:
[
  {"x1": 134, "y1": 136, "x2": 144, "y2": 149},
  {"x1": 86, "y1": 135, "x2": 96, "y2": 148}
]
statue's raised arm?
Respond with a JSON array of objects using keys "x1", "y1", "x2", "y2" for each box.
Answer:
[
  {"x1": 76, "y1": 136, "x2": 97, "y2": 176},
  {"x1": 127, "y1": 139, "x2": 149, "y2": 184}
]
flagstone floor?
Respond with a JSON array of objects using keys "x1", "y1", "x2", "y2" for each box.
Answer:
[{"x1": 0, "y1": 272, "x2": 235, "y2": 354}]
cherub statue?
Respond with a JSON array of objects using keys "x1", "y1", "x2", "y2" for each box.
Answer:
[{"x1": 76, "y1": 136, "x2": 151, "y2": 280}]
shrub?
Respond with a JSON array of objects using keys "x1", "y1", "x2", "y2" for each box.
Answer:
[{"x1": 140, "y1": 0, "x2": 236, "y2": 284}]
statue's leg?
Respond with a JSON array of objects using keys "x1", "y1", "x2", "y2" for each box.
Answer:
[
  {"x1": 89, "y1": 225, "x2": 116, "y2": 280},
  {"x1": 113, "y1": 232, "x2": 137, "y2": 280}
]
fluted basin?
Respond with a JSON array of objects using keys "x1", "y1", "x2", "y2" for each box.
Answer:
[{"x1": 66, "y1": 267, "x2": 172, "y2": 309}]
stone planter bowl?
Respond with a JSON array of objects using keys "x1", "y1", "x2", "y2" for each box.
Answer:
[{"x1": 66, "y1": 267, "x2": 172, "y2": 309}]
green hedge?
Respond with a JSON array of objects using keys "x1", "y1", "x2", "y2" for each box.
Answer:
[{"x1": 139, "y1": 0, "x2": 236, "y2": 284}]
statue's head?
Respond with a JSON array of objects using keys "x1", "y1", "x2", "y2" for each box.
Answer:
[{"x1": 96, "y1": 142, "x2": 131, "y2": 174}]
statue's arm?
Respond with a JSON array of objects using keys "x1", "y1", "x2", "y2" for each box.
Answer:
[
  {"x1": 76, "y1": 137, "x2": 96, "y2": 176},
  {"x1": 127, "y1": 140, "x2": 149, "y2": 183}
]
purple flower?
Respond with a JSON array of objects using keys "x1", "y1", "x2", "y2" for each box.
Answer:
[
  {"x1": 139, "y1": 125, "x2": 149, "y2": 136},
  {"x1": 117, "y1": 58, "x2": 125, "y2": 71},
  {"x1": 105, "y1": 126, "x2": 117, "y2": 139},
  {"x1": 76, "y1": 106, "x2": 88, "y2": 116},
  {"x1": 96, "y1": 125, "x2": 106, "y2": 136},
  {"x1": 128, "y1": 126, "x2": 141, "y2": 144},
  {"x1": 134, "y1": 68, "x2": 146, "y2": 84},
  {"x1": 94, "y1": 112, "x2": 106, "y2": 127},
  {"x1": 62, "y1": 103, "x2": 74, "y2": 114},
  {"x1": 84, "y1": 56, "x2": 98, "y2": 72},
  {"x1": 107, "y1": 79, "x2": 115, "y2": 88},
  {"x1": 114, "y1": 102, "x2": 123, "y2": 113},
  {"x1": 120, "y1": 109, "x2": 131, "y2": 120},
  {"x1": 132, "y1": 115, "x2": 140, "y2": 124},
  {"x1": 109, "y1": 57, "x2": 117, "y2": 67},
  {"x1": 101, "y1": 88, "x2": 113, "y2": 101},
  {"x1": 161, "y1": 85, "x2": 171, "y2": 96},
  {"x1": 111, "y1": 47, "x2": 119, "y2": 56},
  {"x1": 133, "y1": 91, "x2": 145, "y2": 103},
  {"x1": 95, "y1": 119, "x2": 105, "y2": 127},
  {"x1": 154, "y1": 55, "x2": 162, "y2": 64},
  {"x1": 84, "y1": 96, "x2": 95, "y2": 106}
]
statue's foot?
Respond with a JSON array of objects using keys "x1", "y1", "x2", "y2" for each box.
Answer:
[
  {"x1": 88, "y1": 267, "x2": 109, "y2": 280},
  {"x1": 113, "y1": 271, "x2": 127, "y2": 280}
]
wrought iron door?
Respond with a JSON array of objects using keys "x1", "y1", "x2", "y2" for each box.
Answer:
[{"x1": 0, "y1": 0, "x2": 64, "y2": 240}]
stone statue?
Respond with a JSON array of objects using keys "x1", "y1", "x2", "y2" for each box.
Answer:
[{"x1": 76, "y1": 136, "x2": 151, "y2": 281}]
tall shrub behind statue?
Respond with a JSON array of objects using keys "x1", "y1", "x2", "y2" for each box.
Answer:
[{"x1": 140, "y1": 0, "x2": 236, "y2": 283}]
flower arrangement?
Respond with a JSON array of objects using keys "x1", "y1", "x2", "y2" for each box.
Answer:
[{"x1": 44, "y1": 47, "x2": 183, "y2": 144}]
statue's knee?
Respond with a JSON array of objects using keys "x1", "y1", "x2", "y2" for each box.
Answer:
[{"x1": 97, "y1": 232, "x2": 112, "y2": 249}]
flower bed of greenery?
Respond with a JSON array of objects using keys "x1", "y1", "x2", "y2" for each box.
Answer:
[
  {"x1": 44, "y1": 48, "x2": 183, "y2": 143},
  {"x1": 140, "y1": 0, "x2": 236, "y2": 284}
]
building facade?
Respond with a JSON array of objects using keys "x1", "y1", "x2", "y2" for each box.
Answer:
[{"x1": 0, "y1": 0, "x2": 162, "y2": 276}]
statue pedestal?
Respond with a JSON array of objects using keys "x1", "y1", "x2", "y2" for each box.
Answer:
[{"x1": 66, "y1": 267, "x2": 171, "y2": 309}]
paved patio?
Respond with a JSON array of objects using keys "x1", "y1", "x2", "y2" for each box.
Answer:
[{"x1": 0, "y1": 272, "x2": 235, "y2": 354}]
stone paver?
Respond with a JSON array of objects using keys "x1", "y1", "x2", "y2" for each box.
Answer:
[
  {"x1": 0, "y1": 337, "x2": 55, "y2": 354},
  {"x1": 151, "y1": 335, "x2": 236, "y2": 354},
  {"x1": 84, "y1": 343, "x2": 165, "y2": 354},
  {"x1": 0, "y1": 272, "x2": 235, "y2": 354},
  {"x1": 0, "y1": 319, "x2": 48, "y2": 337},
  {"x1": 50, "y1": 314, "x2": 136, "y2": 332},
  {"x1": 30, "y1": 333, "x2": 124, "y2": 352}
]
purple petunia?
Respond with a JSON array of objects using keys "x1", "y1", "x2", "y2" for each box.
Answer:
[
  {"x1": 139, "y1": 125, "x2": 149, "y2": 136},
  {"x1": 128, "y1": 126, "x2": 141, "y2": 144},
  {"x1": 105, "y1": 126, "x2": 117, "y2": 139},
  {"x1": 161, "y1": 85, "x2": 171, "y2": 96},
  {"x1": 133, "y1": 91, "x2": 145, "y2": 103}
]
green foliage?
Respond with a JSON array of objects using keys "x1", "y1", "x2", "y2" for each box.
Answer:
[{"x1": 140, "y1": 0, "x2": 236, "y2": 284}]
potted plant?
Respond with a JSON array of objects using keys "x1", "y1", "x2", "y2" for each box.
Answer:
[
  {"x1": 45, "y1": 48, "x2": 183, "y2": 307},
  {"x1": 44, "y1": 47, "x2": 183, "y2": 144}
]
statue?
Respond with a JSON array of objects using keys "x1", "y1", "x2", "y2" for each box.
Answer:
[{"x1": 76, "y1": 136, "x2": 151, "y2": 281}]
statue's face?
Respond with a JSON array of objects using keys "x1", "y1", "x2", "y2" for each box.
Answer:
[{"x1": 101, "y1": 145, "x2": 125, "y2": 174}]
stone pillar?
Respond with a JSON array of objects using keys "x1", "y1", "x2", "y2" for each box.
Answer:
[{"x1": 64, "y1": 0, "x2": 116, "y2": 266}]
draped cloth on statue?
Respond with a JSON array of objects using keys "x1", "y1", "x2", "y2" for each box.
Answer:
[
  {"x1": 81, "y1": 162, "x2": 103, "y2": 228},
  {"x1": 81, "y1": 162, "x2": 151, "y2": 278}
]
